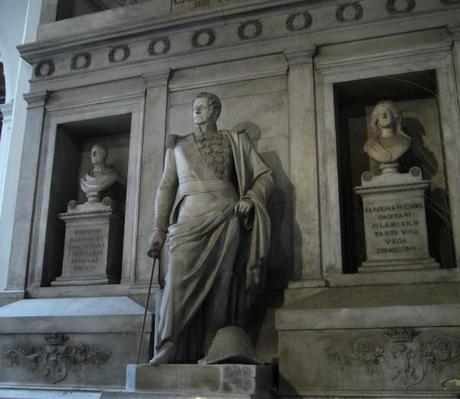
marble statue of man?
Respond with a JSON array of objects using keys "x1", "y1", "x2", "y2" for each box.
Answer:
[
  {"x1": 148, "y1": 92, "x2": 273, "y2": 365},
  {"x1": 364, "y1": 100, "x2": 412, "y2": 164},
  {"x1": 80, "y1": 144, "x2": 119, "y2": 203}
]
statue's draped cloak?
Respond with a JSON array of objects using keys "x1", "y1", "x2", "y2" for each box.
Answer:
[
  {"x1": 80, "y1": 167, "x2": 118, "y2": 197},
  {"x1": 153, "y1": 130, "x2": 273, "y2": 359}
]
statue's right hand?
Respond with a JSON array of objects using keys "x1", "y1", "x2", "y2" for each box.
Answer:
[{"x1": 147, "y1": 230, "x2": 166, "y2": 259}]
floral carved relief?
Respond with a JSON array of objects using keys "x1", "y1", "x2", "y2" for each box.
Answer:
[
  {"x1": 4, "y1": 333, "x2": 111, "y2": 384},
  {"x1": 327, "y1": 328, "x2": 460, "y2": 388}
]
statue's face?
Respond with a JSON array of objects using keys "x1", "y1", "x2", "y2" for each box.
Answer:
[
  {"x1": 91, "y1": 146, "x2": 105, "y2": 164},
  {"x1": 376, "y1": 106, "x2": 395, "y2": 130},
  {"x1": 193, "y1": 97, "x2": 215, "y2": 125}
]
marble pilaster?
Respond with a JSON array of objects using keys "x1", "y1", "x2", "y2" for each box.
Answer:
[
  {"x1": 6, "y1": 92, "x2": 47, "y2": 292},
  {"x1": 131, "y1": 70, "x2": 170, "y2": 286},
  {"x1": 284, "y1": 48, "x2": 323, "y2": 287}
]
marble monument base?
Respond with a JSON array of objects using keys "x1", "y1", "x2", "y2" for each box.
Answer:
[
  {"x1": 0, "y1": 297, "x2": 151, "y2": 390},
  {"x1": 52, "y1": 199, "x2": 122, "y2": 286},
  {"x1": 355, "y1": 167, "x2": 438, "y2": 273},
  {"x1": 101, "y1": 364, "x2": 273, "y2": 399},
  {"x1": 276, "y1": 282, "x2": 460, "y2": 398}
]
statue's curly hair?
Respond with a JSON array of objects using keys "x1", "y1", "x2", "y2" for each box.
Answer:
[{"x1": 194, "y1": 92, "x2": 222, "y2": 121}]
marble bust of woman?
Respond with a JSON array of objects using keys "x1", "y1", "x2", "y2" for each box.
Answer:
[
  {"x1": 80, "y1": 144, "x2": 119, "y2": 203},
  {"x1": 364, "y1": 100, "x2": 412, "y2": 165}
]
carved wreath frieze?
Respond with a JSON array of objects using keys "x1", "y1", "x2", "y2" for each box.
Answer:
[
  {"x1": 336, "y1": 3, "x2": 364, "y2": 23},
  {"x1": 386, "y1": 0, "x2": 416, "y2": 14},
  {"x1": 286, "y1": 12, "x2": 313, "y2": 31},
  {"x1": 4, "y1": 333, "x2": 111, "y2": 384},
  {"x1": 327, "y1": 328, "x2": 460, "y2": 388}
]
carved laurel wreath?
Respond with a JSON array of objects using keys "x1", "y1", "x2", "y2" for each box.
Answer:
[
  {"x1": 35, "y1": 60, "x2": 55, "y2": 78},
  {"x1": 71, "y1": 53, "x2": 91, "y2": 70},
  {"x1": 148, "y1": 37, "x2": 171, "y2": 56},
  {"x1": 336, "y1": 3, "x2": 364, "y2": 23},
  {"x1": 237, "y1": 20, "x2": 263, "y2": 40},
  {"x1": 386, "y1": 0, "x2": 416, "y2": 14},
  {"x1": 286, "y1": 12, "x2": 313, "y2": 31},
  {"x1": 108, "y1": 44, "x2": 131, "y2": 63},
  {"x1": 192, "y1": 29, "x2": 216, "y2": 48}
]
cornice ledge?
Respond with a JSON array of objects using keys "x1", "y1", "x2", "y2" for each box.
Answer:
[
  {"x1": 23, "y1": 91, "x2": 48, "y2": 108},
  {"x1": 142, "y1": 70, "x2": 171, "y2": 89},
  {"x1": 315, "y1": 42, "x2": 452, "y2": 71},
  {"x1": 284, "y1": 46, "x2": 317, "y2": 66}
]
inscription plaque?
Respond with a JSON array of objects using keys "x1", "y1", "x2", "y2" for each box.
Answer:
[
  {"x1": 355, "y1": 168, "x2": 438, "y2": 272},
  {"x1": 52, "y1": 201, "x2": 122, "y2": 286},
  {"x1": 67, "y1": 228, "x2": 105, "y2": 274}
]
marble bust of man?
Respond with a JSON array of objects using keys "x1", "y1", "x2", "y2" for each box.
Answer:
[
  {"x1": 80, "y1": 144, "x2": 119, "y2": 203},
  {"x1": 363, "y1": 100, "x2": 412, "y2": 164},
  {"x1": 148, "y1": 92, "x2": 273, "y2": 365}
]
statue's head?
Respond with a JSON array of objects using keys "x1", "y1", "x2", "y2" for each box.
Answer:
[
  {"x1": 193, "y1": 92, "x2": 222, "y2": 125},
  {"x1": 370, "y1": 100, "x2": 402, "y2": 137},
  {"x1": 90, "y1": 144, "x2": 108, "y2": 165}
]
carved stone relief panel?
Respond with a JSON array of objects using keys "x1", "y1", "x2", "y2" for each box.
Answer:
[{"x1": 4, "y1": 333, "x2": 111, "y2": 384}]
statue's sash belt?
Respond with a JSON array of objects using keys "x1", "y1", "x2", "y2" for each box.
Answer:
[{"x1": 178, "y1": 180, "x2": 234, "y2": 196}]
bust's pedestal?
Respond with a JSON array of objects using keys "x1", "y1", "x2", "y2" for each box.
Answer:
[
  {"x1": 101, "y1": 364, "x2": 273, "y2": 399},
  {"x1": 52, "y1": 198, "x2": 122, "y2": 286},
  {"x1": 355, "y1": 166, "x2": 438, "y2": 272}
]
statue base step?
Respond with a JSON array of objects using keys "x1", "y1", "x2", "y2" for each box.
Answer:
[{"x1": 101, "y1": 364, "x2": 273, "y2": 399}]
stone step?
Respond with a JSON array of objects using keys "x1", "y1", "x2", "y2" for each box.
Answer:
[
  {"x1": 99, "y1": 364, "x2": 273, "y2": 399},
  {"x1": 0, "y1": 387, "x2": 101, "y2": 399},
  {"x1": 101, "y1": 392, "x2": 268, "y2": 399}
]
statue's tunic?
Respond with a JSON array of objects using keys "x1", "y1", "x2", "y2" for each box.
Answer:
[{"x1": 153, "y1": 130, "x2": 273, "y2": 360}]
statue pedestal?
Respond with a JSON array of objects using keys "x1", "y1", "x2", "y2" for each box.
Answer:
[
  {"x1": 101, "y1": 364, "x2": 273, "y2": 399},
  {"x1": 52, "y1": 199, "x2": 122, "y2": 286},
  {"x1": 355, "y1": 167, "x2": 439, "y2": 272}
]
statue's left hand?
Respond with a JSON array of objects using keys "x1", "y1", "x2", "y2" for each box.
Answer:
[{"x1": 234, "y1": 198, "x2": 254, "y2": 216}]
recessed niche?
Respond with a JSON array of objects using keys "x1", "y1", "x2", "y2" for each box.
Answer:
[
  {"x1": 41, "y1": 113, "x2": 131, "y2": 286},
  {"x1": 334, "y1": 70, "x2": 455, "y2": 273}
]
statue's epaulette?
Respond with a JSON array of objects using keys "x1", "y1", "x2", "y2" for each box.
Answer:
[{"x1": 166, "y1": 133, "x2": 191, "y2": 149}]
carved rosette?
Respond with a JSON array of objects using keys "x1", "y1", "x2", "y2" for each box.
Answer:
[
  {"x1": 71, "y1": 53, "x2": 91, "y2": 70},
  {"x1": 108, "y1": 45, "x2": 131, "y2": 63},
  {"x1": 238, "y1": 20, "x2": 263, "y2": 40},
  {"x1": 386, "y1": 0, "x2": 416, "y2": 14},
  {"x1": 148, "y1": 37, "x2": 171, "y2": 55},
  {"x1": 35, "y1": 60, "x2": 55, "y2": 78},
  {"x1": 327, "y1": 328, "x2": 460, "y2": 388},
  {"x1": 4, "y1": 333, "x2": 111, "y2": 384},
  {"x1": 286, "y1": 12, "x2": 313, "y2": 31},
  {"x1": 192, "y1": 29, "x2": 216, "y2": 48},
  {"x1": 336, "y1": 3, "x2": 364, "y2": 23}
]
